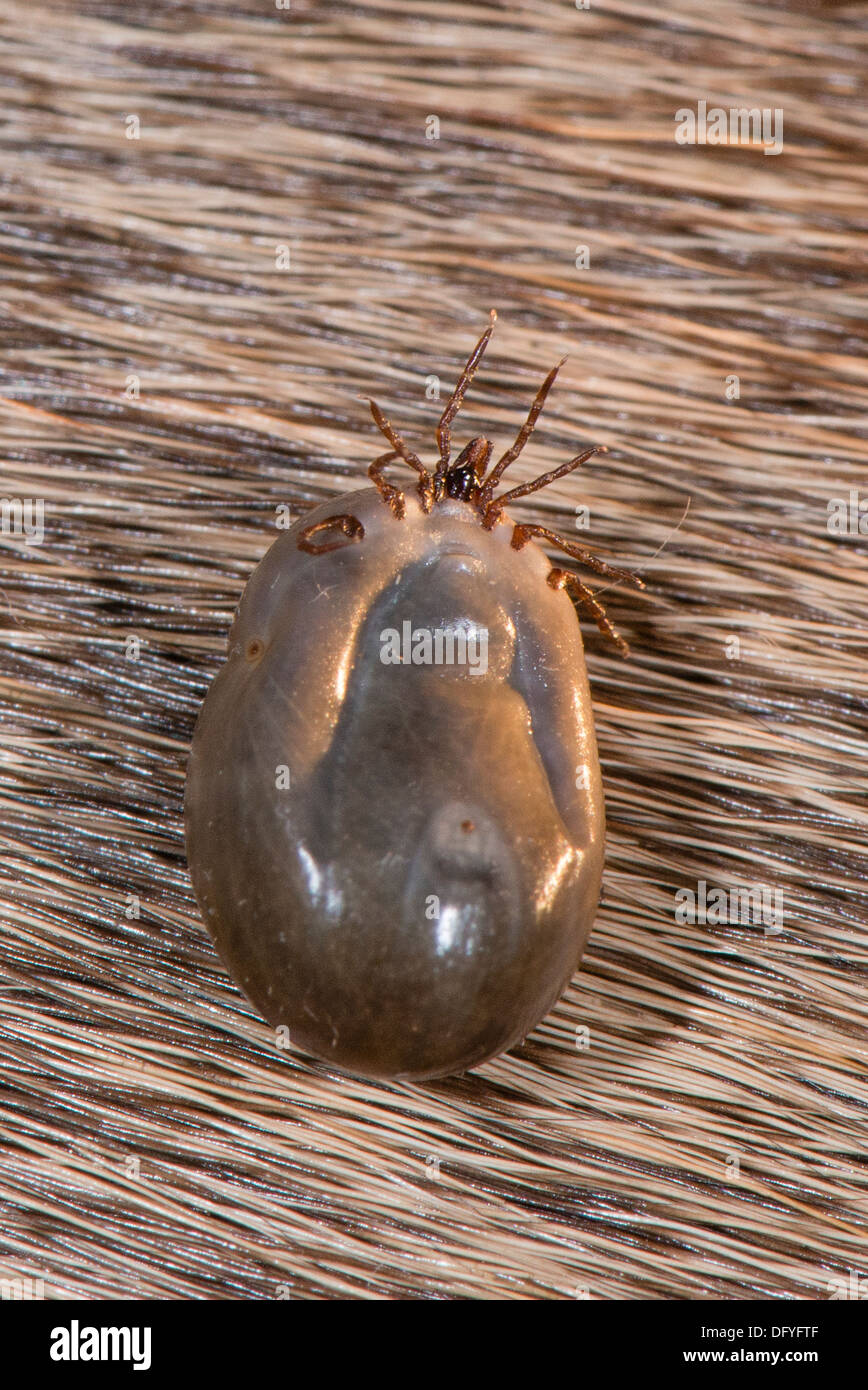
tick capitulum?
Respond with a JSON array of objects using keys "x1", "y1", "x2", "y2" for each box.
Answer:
[
  {"x1": 299, "y1": 309, "x2": 644, "y2": 656},
  {"x1": 442, "y1": 436, "x2": 492, "y2": 503}
]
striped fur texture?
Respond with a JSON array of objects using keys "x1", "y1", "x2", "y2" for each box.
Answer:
[{"x1": 0, "y1": 0, "x2": 866, "y2": 1298}]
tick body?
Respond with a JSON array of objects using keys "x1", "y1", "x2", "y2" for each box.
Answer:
[{"x1": 185, "y1": 313, "x2": 642, "y2": 1080}]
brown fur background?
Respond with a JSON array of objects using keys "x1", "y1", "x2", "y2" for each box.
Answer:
[{"x1": 1, "y1": 0, "x2": 866, "y2": 1299}]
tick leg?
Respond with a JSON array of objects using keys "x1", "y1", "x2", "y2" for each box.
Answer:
[
  {"x1": 298, "y1": 513, "x2": 365, "y2": 554},
  {"x1": 510, "y1": 522, "x2": 645, "y2": 589},
  {"x1": 367, "y1": 398, "x2": 433, "y2": 512},
  {"x1": 483, "y1": 446, "x2": 605, "y2": 529},
  {"x1": 548, "y1": 567, "x2": 630, "y2": 658},
  {"x1": 478, "y1": 356, "x2": 566, "y2": 511},
  {"x1": 433, "y1": 309, "x2": 497, "y2": 496},
  {"x1": 368, "y1": 450, "x2": 407, "y2": 519}
]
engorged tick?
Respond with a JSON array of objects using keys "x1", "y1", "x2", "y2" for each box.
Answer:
[{"x1": 185, "y1": 312, "x2": 646, "y2": 1081}]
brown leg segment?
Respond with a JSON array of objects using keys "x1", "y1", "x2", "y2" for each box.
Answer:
[
  {"x1": 433, "y1": 309, "x2": 497, "y2": 495},
  {"x1": 510, "y1": 521, "x2": 645, "y2": 589},
  {"x1": 483, "y1": 446, "x2": 605, "y2": 529},
  {"x1": 367, "y1": 398, "x2": 433, "y2": 512},
  {"x1": 478, "y1": 356, "x2": 566, "y2": 511},
  {"x1": 368, "y1": 450, "x2": 406, "y2": 519},
  {"x1": 298, "y1": 513, "x2": 365, "y2": 555},
  {"x1": 547, "y1": 567, "x2": 630, "y2": 658}
]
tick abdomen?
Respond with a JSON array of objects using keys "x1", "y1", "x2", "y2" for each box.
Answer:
[{"x1": 186, "y1": 489, "x2": 606, "y2": 1078}]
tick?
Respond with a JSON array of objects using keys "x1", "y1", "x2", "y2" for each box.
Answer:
[{"x1": 185, "y1": 312, "x2": 644, "y2": 1080}]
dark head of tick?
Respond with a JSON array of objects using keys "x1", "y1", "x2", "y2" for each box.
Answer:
[
  {"x1": 444, "y1": 436, "x2": 492, "y2": 502},
  {"x1": 296, "y1": 308, "x2": 646, "y2": 656}
]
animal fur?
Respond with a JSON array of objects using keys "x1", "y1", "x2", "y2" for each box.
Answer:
[{"x1": 0, "y1": 0, "x2": 866, "y2": 1299}]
